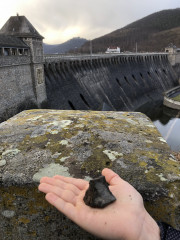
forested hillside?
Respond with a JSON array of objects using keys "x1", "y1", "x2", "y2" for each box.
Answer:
[
  {"x1": 80, "y1": 8, "x2": 180, "y2": 53},
  {"x1": 43, "y1": 37, "x2": 87, "y2": 54}
]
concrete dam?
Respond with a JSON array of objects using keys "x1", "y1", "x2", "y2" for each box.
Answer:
[{"x1": 44, "y1": 53, "x2": 179, "y2": 112}]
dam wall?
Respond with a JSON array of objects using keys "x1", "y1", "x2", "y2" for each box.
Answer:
[{"x1": 44, "y1": 54, "x2": 179, "y2": 112}]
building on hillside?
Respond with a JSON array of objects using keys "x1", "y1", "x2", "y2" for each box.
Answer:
[
  {"x1": 105, "y1": 46, "x2": 120, "y2": 54},
  {"x1": 165, "y1": 44, "x2": 180, "y2": 54},
  {"x1": 165, "y1": 44, "x2": 180, "y2": 68}
]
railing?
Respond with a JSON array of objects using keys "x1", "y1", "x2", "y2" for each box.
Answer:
[
  {"x1": 44, "y1": 52, "x2": 168, "y2": 61},
  {"x1": 44, "y1": 52, "x2": 168, "y2": 63}
]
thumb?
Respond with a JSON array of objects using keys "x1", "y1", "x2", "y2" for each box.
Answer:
[{"x1": 102, "y1": 168, "x2": 122, "y2": 185}]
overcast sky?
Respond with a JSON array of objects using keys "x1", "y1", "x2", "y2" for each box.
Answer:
[{"x1": 0, "y1": 0, "x2": 179, "y2": 44}]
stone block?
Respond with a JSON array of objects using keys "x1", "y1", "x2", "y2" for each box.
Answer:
[{"x1": 0, "y1": 109, "x2": 179, "y2": 239}]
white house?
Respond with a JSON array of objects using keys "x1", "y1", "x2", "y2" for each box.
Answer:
[
  {"x1": 165, "y1": 44, "x2": 180, "y2": 54},
  {"x1": 105, "y1": 47, "x2": 120, "y2": 54}
]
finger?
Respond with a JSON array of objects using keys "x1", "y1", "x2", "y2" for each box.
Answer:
[
  {"x1": 40, "y1": 177, "x2": 80, "y2": 195},
  {"x1": 39, "y1": 183, "x2": 77, "y2": 205},
  {"x1": 102, "y1": 168, "x2": 122, "y2": 185},
  {"x1": 53, "y1": 175, "x2": 88, "y2": 190},
  {"x1": 45, "y1": 193, "x2": 78, "y2": 221}
]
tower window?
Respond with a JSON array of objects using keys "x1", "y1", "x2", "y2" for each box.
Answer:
[
  {"x1": 36, "y1": 68, "x2": 44, "y2": 84},
  {"x1": 12, "y1": 48, "x2": 17, "y2": 55},
  {"x1": 36, "y1": 48, "x2": 41, "y2": 56},
  {"x1": 24, "y1": 49, "x2": 29, "y2": 55},
  {"x1": 18, "y1": 49, "x2": 23, "y2": 55},
  {"x1": 0, "y1": 48, "x2": 3, "y2": 55},
  {"x1": 4, "y1": 48, "x2": 11, "y2": 56}
]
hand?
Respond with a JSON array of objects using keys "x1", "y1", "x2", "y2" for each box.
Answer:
[{"x1": 38, "y1": 168, "x2": 160, "y2": 240}]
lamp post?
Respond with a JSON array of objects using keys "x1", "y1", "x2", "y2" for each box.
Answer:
[
  {"x1": 136, "y1": 42, "x2": 137, "y2": 54},
  {"x1": 90, "y1": 40, "x2": 92, "y2": 64},
  {"x1": 74, "y1": 47, "x2": 77, "y2": 55}
]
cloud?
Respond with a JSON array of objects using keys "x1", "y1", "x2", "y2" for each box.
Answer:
[{"x1": 0, "y1": 0, "x2": 179, "y2": 44}]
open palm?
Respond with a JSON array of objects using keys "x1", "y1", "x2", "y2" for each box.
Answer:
[{"x1": 38, "y1": 168, "x2": 160, "y2": 240}]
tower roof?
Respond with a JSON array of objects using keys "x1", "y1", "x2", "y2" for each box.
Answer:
[
  {"x1": 0, "y1": 35, "x2": 29, "y2": 48},
  {"x1": 0, "y1": 15, "x2": 44, "y2": 39}
]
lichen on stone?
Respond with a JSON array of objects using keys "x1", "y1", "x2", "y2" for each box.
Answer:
[
  {"x1": 32, "y1": 163, "x2": 71, "y2": 182},
  {"x1": 0, "y1": 160, "x2": 6, "y2": 167},
  {"x1": 2, "y1": 210, "x2": 15, "y2": 218},
  {"x1": 0, "y1": 109, "x2": 179, "y2": 231},
  {"x1": 2, "y1": 149, "x2": 20, "y2": 161},
  {"x1": 59, "y1": 156, "x2": 70, "y2": 162},
  {"x1": 103, "y1": 150, "x2": 123, "y2": 161},
  {"x1": 60, "y1": 140, "x2": 69, "y2": 146}
]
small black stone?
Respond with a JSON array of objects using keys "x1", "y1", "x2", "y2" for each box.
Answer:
[{"x1": 83, "y1": 176, "x2": 116, "y2": 208}]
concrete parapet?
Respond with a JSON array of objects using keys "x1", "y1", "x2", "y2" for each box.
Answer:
[
  {"x1": 164, "y1": 97, "x2": 180, "y2": 110},
  {"x1": 0, "y1": 110, "x2": 180, "y2": 239},
  {"x1": 163, "y1": 85, "x2": 180, "y2": 110}
]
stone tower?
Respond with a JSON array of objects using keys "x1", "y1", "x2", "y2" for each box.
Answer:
[{"x1": 0, "y1": 15, "x2": 47, "y2": 106}]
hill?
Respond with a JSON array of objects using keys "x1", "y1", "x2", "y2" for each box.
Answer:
[
  {"x1": 43, "y1": 37, "x2": 87, "y2": 54},
  {"x1": 80, "y1": 8, "x2": 180, "y2": 53}
]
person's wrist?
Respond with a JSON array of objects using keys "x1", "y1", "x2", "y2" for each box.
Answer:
[{"x1": 139, "y1": 211, "x2": 160, "y2": 240}]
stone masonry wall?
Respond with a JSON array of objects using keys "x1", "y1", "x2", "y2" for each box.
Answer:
[
  {"x1": 0, "y1": 55, "x2": 31, "y2": 67},
  {"x1": 22, "y1": 38, "x2": 47, "y2": 107},
  {"x1": 0, "y1": 58, "x2": 37, "y2": 122}
]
